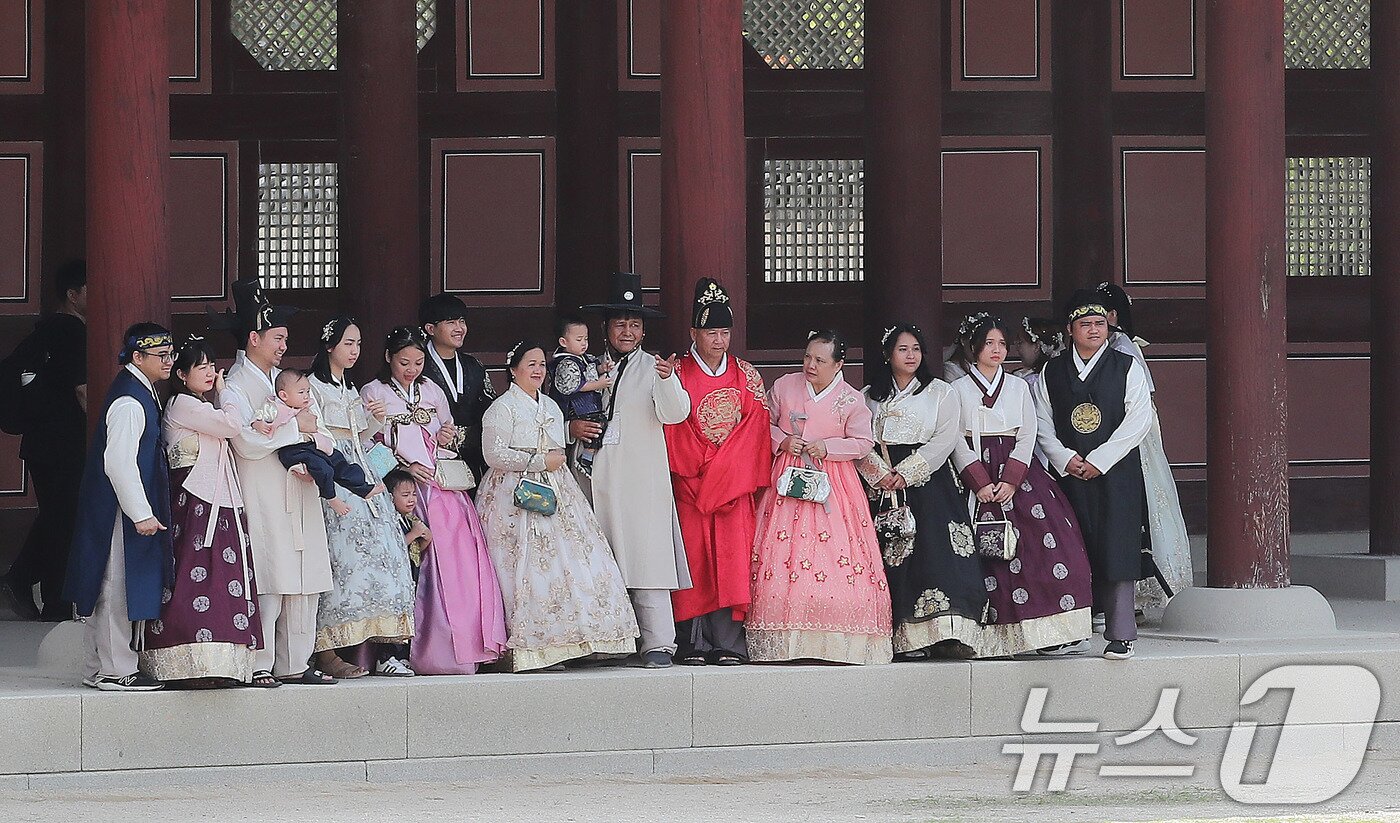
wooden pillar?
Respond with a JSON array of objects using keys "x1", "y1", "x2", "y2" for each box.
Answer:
[
  {"x1": 86, "y1": 0, "x2": 171, "y2": 408},
  {"x1": 338, "y1": 0, "x2": 421, "y2": 353},
  {"x1": 1050, "y1": 0, "x2": 1113, "y2": 309},
  {"x1": 660, "y1": 0, "x2": 746, "y2": 353},
  {"x1": 1204, "y1": 0, "x2": 1290, "y2": 587},
  {"x1": 556, "y1": 0, "x2": 620, "y2": 314},
  {"x1": 1372, "y1": 2, "x2": 1400, "y2": 554},
  {"x1": 42, "y1": 0, "x2": 85, "y2": 311},
  {"x1": 863, "y1": 0, "x2": 942, "y2": 347}
]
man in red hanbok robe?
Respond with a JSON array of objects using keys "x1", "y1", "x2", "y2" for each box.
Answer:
[{"x1": 664, "y1": 279, "x2": 771, "y2": 665}]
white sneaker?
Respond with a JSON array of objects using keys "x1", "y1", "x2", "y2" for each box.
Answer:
[
  {"x1": 83, "y1": 672, "x2": 164, "y2": 691},
  {"x1": 1036, "y1": 640, "x2": 1088, "y2": 657},
  {"x1": 1102, "y1": 640, "x2": 1135, "y2": 660},
  {"x1": 374, "y1": 656, "x2": 415, "y2": 677}
]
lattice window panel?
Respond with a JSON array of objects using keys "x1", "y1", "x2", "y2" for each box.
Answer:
[
  {"x1": 1287, "y1": 156, "x2": 1370, "y2": 277},
  {"x1": 231, "y1": 0, "x2": 438, "y2": 71},
  {"x1": 258, "y1": 163, "x2": 339, "y2": 289},
  {"x1": 744, "y1": 0, "x2": 864, "y2": 69},
  {"x1": 1285, "y1": 0, "x2": 1370, "y2": 68},
  {"x1": 764, "y1": 159, "x2": 864, "y2": 283}
]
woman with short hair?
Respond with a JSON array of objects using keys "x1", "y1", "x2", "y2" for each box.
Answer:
[{"x1": 747, "y1": 330, "x2": 892, "y2": 665}]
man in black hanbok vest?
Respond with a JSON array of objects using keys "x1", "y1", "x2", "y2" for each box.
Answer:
[
  {"x1": 419, "y1": 294, "x2": 497, "y2": 484},
  {"x1": 1033, "y1": 290, "x2": 1153, "y2": 660}
]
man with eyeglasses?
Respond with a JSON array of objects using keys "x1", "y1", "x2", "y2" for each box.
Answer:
[{"x1": 64, "y1": 322, "x2": 175, "y2": 691}]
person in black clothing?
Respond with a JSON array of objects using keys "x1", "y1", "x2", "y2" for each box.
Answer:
[
  {"x1": 3, "y1": 259, "x2": 87, "y2": 620},
  {"x1": 418, "y1": 294, "x2": 496, "y2": 483},
  {"x1": 1033, "y1": 290, "x2": 1154, "y2": 661}
]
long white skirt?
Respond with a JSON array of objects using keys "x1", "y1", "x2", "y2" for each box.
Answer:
[{"x1": 1136, "y1": 410, "x2": 1193, "y2": 611}]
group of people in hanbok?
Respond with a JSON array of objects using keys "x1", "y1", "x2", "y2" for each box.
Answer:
[{"x1": 64, "y1": 272, "x2": 1191, "y2": 691}]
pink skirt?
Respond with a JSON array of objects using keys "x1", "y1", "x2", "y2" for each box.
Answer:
[
  {"x1": 747, "y1": 454, "x2": 893, "y2": 664},
  {"x1": 410, "y1": 480, "x2": 508, "y2": 674}
]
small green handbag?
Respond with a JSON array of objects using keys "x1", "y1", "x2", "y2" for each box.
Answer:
[{"x1": 513, "y1": 476, "x2": 558, "y2": 516}]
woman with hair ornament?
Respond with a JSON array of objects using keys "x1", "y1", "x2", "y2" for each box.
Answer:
[{"x1": 859, "y1": 323, "x2": 987, "y2": 660}]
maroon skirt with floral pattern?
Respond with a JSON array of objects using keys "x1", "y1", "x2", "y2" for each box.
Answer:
[
  {"x1": 971, "y1": 435, "x2": 1093, "y2": 656},
  {"x1": 139, "y1": 467, "x2": 262, "y2": 682}
]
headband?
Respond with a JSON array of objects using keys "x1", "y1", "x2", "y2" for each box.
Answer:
[
  {"x1": 119, "y1": 330, "x2": 174, "y2": 363},
  {"x1": 1068, "y1": 303, "x2": 1109, "y2": 323}
]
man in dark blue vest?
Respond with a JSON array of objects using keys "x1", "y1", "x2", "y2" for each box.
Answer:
[
  {"x1": 1033, "y1": 291, "x2": 1153, "y2": 661},
  {"x1": 64, "y1": 322, "x2": 174, "y2": 691}
]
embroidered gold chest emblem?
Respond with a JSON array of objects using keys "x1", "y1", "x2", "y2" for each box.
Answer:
[
  {"x1": 698, "y1": 387, "x2": 742, "y2": 446},
  {"x1": 1070, "y1": 402, "x2": 1102, "y2": 435}
]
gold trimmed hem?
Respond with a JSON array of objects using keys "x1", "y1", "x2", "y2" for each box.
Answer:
[
  {"x1": 139, "y1": 642, "x2": 256, "y2": 683},
  {"x1": 315, "y1": 613, "x2": 415, "y2": 653},
  {"x1": 509, "y1": 638, "x2": 637, "y2": 673},
  {"x1": 746, "y1": 629, "x2": 893, "y2": 665},
  {"x1": 894, "y1": 613, "x2": 986, "y2": 654},
  {"x1": 973, "y1": 607, "x2": 1092, "y2": 658}
]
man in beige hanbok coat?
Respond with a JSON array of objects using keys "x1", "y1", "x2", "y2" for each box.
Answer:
[
  {"x1": 219, "y1": 278, "x2": 333, "y2": 683},
  {"x1": 574, "y1": 273, "x2": 692, "y2": 667}
]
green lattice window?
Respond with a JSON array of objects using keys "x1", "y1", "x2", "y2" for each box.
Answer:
[
  {"x1": 1285, "y1": 0, "x2": 1370, "y2": 68},
  {"x1": 764, "y1": 159, "x2": 864, "y2": 282},
  {"x1": 744, "y1": 0, "x2": 863, "y2": 69},
  {"x1": 258, "y1": 163, "x2": 339, "y2": 289},
  {"x1": 1287, "y1": 156, "x2": 1370, "y2": 277},
  {"x1": 231, "y1": 0, "x2": 438, "y2": 71}
]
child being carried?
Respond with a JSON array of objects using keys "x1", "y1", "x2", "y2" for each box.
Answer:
[
  {"x1": 548, "y1": 314, "x2": 613, "y2": 475},
  {"x1": 256, "y1": 368, "x2": 385, "y2": 516}
]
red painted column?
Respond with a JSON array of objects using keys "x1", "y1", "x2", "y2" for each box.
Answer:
[
  {"x1": 339, "y1": 0, "x2": 421, "y2": 351},
  {"x1": 1372, "y1": 3, "x2": 1400, "y2": 554},
  {"x1": 863, "y1": 0, "x2": 942, "y2": 347},
  {"x1": 1204, "y1": 0, "x2": 1290, "y2": 587},
  {"x1": 660, "y1": 0, "x2": 746, "y2": 353},
  {"x1": 86, "y1": 0, "x2": 171, "y2": 411}
]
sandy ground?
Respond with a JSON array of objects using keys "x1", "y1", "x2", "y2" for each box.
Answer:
[{"x1": 4, "y1": 750, "x2": 1400, "y2": 823}]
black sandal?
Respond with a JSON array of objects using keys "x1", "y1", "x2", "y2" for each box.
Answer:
[
  {"x1": 246, "y1": 670, "x2": 281, "y2": 688},
  {"x1": 708, "y1": 651, "x2": 746, "y2": 666},
  {"x1": 277, "y1": 668, "x2": 337, "y2": 685},
  {"x1": 678, "y1": 652, "x2": 707, "y2": 666}
]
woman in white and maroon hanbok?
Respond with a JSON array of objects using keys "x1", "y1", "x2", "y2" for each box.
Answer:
[
  {"x1": 951, "y1": 315, "x2": 1093, "y2": 657},
  {"x1": 141, "y1": 338, "x2": 262, "y2": 686}
]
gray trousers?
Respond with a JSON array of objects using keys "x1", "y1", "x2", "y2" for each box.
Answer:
[
  {"x1": 84, "y1": 524, "x2": 140, "y2": 678},
  {"x1": 630, "y1": 588, "x2": 678, "y2": 655},
  {"x1": 1094, "y1": 579, "x2": 1138, "y2": 642},
  {"x1": 678, "y1": 608, "x2": 748, "y2": 658},
  {"x1": 255, "y1": 593, "x2": 319, "y2": 676}
]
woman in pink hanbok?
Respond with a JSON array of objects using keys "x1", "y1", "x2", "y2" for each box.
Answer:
[
  {"x1": 748, "y1": 330, "x2": 893, "y2": 665},
  {"x1": 360, "y1": 326, "x2": 507, "y2": 675}
]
